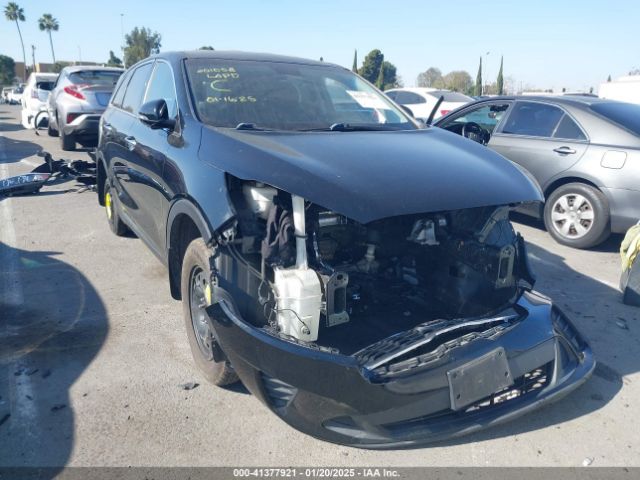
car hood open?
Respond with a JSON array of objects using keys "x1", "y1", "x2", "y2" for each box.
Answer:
[{"x1": 199, "y1": 126, "x2": 542, "y2": 223}]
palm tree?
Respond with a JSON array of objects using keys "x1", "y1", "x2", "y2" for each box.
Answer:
[
  {"x1": 4, "y1": 2, "x2": 27, "y2": 80},
  {"x1": 38, "y1": 13, "x2": 59, "y2": 63}
]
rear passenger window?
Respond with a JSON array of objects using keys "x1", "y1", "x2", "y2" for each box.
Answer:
[
  {"x1": 121, "y1": 63, "x2": 153, "y2": 114},
  {"x1": 502, "y1": 102, "x2": 563, "y2": 138},
  {"x1": 395, "y1": 91, "x2": 426, "y2": 104},
  {"x1": 553, "y1": 115, "x2": 586, "y2": 140}
]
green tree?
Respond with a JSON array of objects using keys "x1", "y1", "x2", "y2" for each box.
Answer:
[
  {"x1": 123, "y1": 27, "x2": 161, "y2": 66},
  {"x1": 474, "y1": 56, "x2": 482, "y2": 96},
  {"x1": 0, "y1": 54, "x2": 16, "y2": 84},
  {"x1": 4, "y1": 2, "x2": 27, "y2": 80},
  {"x1": 416, "y1": 67, "x2": 442, "y2": 88},
  {"x1": 351, "y1": 49, "x2": 358, "y2": 73},
  {"x1": 106, "y1": 50, "x2": 123, "y2": 67},
  {"x1": 38, "y1": 13, "x2": 59, "y2": 63},
  {"x1": 199, "y1": 45, "x2": 214, "y2": 50},
  {"x1": 496, "y1": 56, "x2": 504, "y2": 95},
  {"x1": 359, "y1": 49, "x2": 384, "y2": 84},
  {"x1": 379, "y1": 61, "x2": 399, "y2": 89},
  {"x1": 607, "y1": 74, "x2": 612, "y2": 82},
  {"x1": 444, "y1": 70, "x2": 473, "y2": 93}
]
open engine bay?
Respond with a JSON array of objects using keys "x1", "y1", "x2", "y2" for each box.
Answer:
[{"x1": 213, "y1": 178, "x2": 535, "y2": 360}]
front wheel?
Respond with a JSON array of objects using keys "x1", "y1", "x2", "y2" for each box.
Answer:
[
  {"x1": 181, "y1": 238, "x2": 239, "y2": 386},
  {"x1": 544, "y1": 183, "x2": 610, "y2": 249}
]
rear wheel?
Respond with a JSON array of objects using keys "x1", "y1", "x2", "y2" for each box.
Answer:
[
  {"x1": 47, "y1": 117, "x2": 58, "y2": 137},
  {"x1": 104, "y1": 179, "x2": 129, "y2": 236},
  {"x1": 181, "y1": 238, "x2": 238, "y2": 386},
  {"x1": 544, "y1": 183, "x2": 610, "y2": 249},
  {"x1": 60, "y1": 130, "x2": 75, "y2": 151}
]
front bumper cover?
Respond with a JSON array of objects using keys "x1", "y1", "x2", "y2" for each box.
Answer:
[{"x1": 208, "y1": 290, "x2": 594, "y2": 448}]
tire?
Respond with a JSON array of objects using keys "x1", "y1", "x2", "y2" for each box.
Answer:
[
  {"x1": 181, "y1": 238, "x2": 239, "y2": 386},
  {"x1": 47, "y1": 117, "x2": 58, "y2": 137},
  {"x1": 104, "y1": 178, "x2": 129, "y2": 236},
  {"x1": 60, "y1": 130, "x2": 75, "y2": 151},
  {"x1": 544, "y1": 183, "x2": 610, "y2": 249}
]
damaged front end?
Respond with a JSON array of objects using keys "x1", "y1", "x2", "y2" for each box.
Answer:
[{"x1": 204, "y1": 178, "x2": 594, "y2": 447}]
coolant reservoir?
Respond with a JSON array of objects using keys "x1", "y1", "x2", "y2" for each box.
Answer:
[
  {"x1": 274, "y1": 268, "x2": 322, "y2": 342},
  {"x1": 243, "y1": 183, "x2": 278, "y2": 219}
]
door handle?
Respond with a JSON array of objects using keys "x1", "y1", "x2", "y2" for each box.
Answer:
[
  {"x1": 124, "y1": 136, "x2": 137, "y2": 151},
  {"x1": 103, "y1": 122, "x2": 113, "y2": 133},
  {"x1": 553, "y1": 146, "x2": 576, "y2": 155}
]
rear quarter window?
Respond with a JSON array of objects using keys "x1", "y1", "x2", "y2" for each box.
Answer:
[{"x1": 590, "y1": 102, "x2": 640, "y2": 137}]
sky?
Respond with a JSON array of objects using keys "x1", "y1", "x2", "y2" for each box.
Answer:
[{"x1": 1, "y1": 0, "x2": 638, "y2": 92}]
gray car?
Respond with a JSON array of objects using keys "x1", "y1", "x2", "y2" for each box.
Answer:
[
  {"x1": 47, "y1": 66, "x2": 124, "y2": 151},
  {"x1": 435, "y1": 96, "x2": 640, "y2": 248}
]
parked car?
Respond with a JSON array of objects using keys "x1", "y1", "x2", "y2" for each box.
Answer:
[
  {"x1": 1, "y1": 87, "x2": 13, "y2": 103},
  {"x1": 96, "y1": 51, "x2": 593, "y2": 448},
  {"x1": 385, "y1": 87, "x2": 473, "y2": 121},
  {"x1": 47, "y1": 66, "x2": 124, "y2": 150},
  {"x1": 7, "y1": 85, "x2": 24, "y2": 105},
  {"x1": 21, "y1": 72, "x2": 58, "y2": 128},
  {"x1": 435, "y1": 96, "x2": 640, "y2": 248}
]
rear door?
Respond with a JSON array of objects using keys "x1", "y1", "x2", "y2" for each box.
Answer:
[{"x1": 490, "y1": 100, "x2": 589, "y2": 188}]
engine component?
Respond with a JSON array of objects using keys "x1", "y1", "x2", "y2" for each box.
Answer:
[
  {"x1": 273, "y1": 195, "x2": 322, "y2": 341},
  {"x1": 408, "y1": 219, "x2": 439, "y2": 246},
  {"x1": 322, "y1": 272, "x2": 350, "y2": 327},
  {"x1": 357, "y1": 244, "x2": 379, "y2": 273},
  {"x1": 243, "y1": 183, "x2": 278, "y2": 219},
  {"x1": 274, "y1": 267, "x2": 322, "y2": 341}
]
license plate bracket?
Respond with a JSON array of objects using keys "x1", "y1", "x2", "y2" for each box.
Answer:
[{"x1": 447, "y1": 347, "x2": 513, "y2": 411}]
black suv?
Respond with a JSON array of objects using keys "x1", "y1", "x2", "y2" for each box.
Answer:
[{"x1": 96, "y1": 51, "x2": 594, "y2": 448}]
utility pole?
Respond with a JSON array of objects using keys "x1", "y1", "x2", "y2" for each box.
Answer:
[
  {"x1": 31, "y1": 45, "x2": 36, "y2": 73},
  {"x1": 121, "y1": 14, "x2": 126, "y2": 68},
  {"x1": 482, "y1": 51, "x2": 490, "y2": 95}
]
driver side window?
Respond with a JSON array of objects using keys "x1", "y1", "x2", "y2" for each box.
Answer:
[{"x1": 447, "y1": 103, "x2": 510, "y2": 134}]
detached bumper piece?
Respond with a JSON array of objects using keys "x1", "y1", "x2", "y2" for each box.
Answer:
[{"x1": 210, "y1": 290, "x2": 594, "y2": 448}]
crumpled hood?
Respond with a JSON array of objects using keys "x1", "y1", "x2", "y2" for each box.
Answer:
[{"x1": 199, "y1": 126, "x2": 542, "y2": 223}]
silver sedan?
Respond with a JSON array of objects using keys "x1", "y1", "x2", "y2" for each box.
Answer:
[{"x1": 436, "y1": 95, "x2": 640, "y2": 248}]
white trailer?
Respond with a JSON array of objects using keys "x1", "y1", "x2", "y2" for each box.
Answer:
[{"x1": 599, "y1": 76, "x2": 640, "y2": 105}]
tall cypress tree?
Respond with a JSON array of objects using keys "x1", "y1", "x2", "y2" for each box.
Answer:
[
  {"x1": 352, "y1": 49, "x2": 358, "y2": 73},
  {"x1": 475, "y1": 56, "x2": 482, "y2": 96},
  {"x1": 496, "y1": 56, "x2": 504, "y2": 95}
]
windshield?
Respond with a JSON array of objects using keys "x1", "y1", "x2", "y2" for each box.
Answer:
[
  {"x1": 69, "y1": 70, "x2": 122, "y2": 87},
  {"x1": 590, "y1": 101, "x2": 640, "y2": 137},
  {"x1": 185, "y1": 59, "x2": 415, "y2": 131}
]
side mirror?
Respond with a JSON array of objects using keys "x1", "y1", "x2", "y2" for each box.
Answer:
[{"x1": 138, "y1": 99, "x2": 175, "y2": 130}]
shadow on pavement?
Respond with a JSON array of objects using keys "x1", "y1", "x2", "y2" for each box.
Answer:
[
  {"x1": 0, "y1": 243, "x2": 108, "y2": 474},
  {"x1": 0, "y1": 136, "x2": 42, "y2": 164},
  {"x1": 436, "y1": 238, "x2": 639, "y2": 448}
]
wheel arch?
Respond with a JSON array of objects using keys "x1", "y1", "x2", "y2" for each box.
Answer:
[
  {"x1": 166, "y1": 198, "x2": 216, "y2": 300},
  {"x1": 543, "y1": 175, "x2": 602, "y2": 200}
]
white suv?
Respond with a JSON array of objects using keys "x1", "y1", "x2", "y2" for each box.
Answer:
[{"x1": 21, "y1": 73, "x2": 58, "y2": 128}]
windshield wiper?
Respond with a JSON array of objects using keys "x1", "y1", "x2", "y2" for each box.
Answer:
[
  {"x1": 298, "y1": 123, "x2": 400, "y2": 132},
  {"x1": 235, "y1": 122, "x2": 272, "y2": 131}
]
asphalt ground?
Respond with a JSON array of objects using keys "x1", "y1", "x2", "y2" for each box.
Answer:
[{"x1": 0, "y1": 104, "x2": 639, "y2": 467}]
